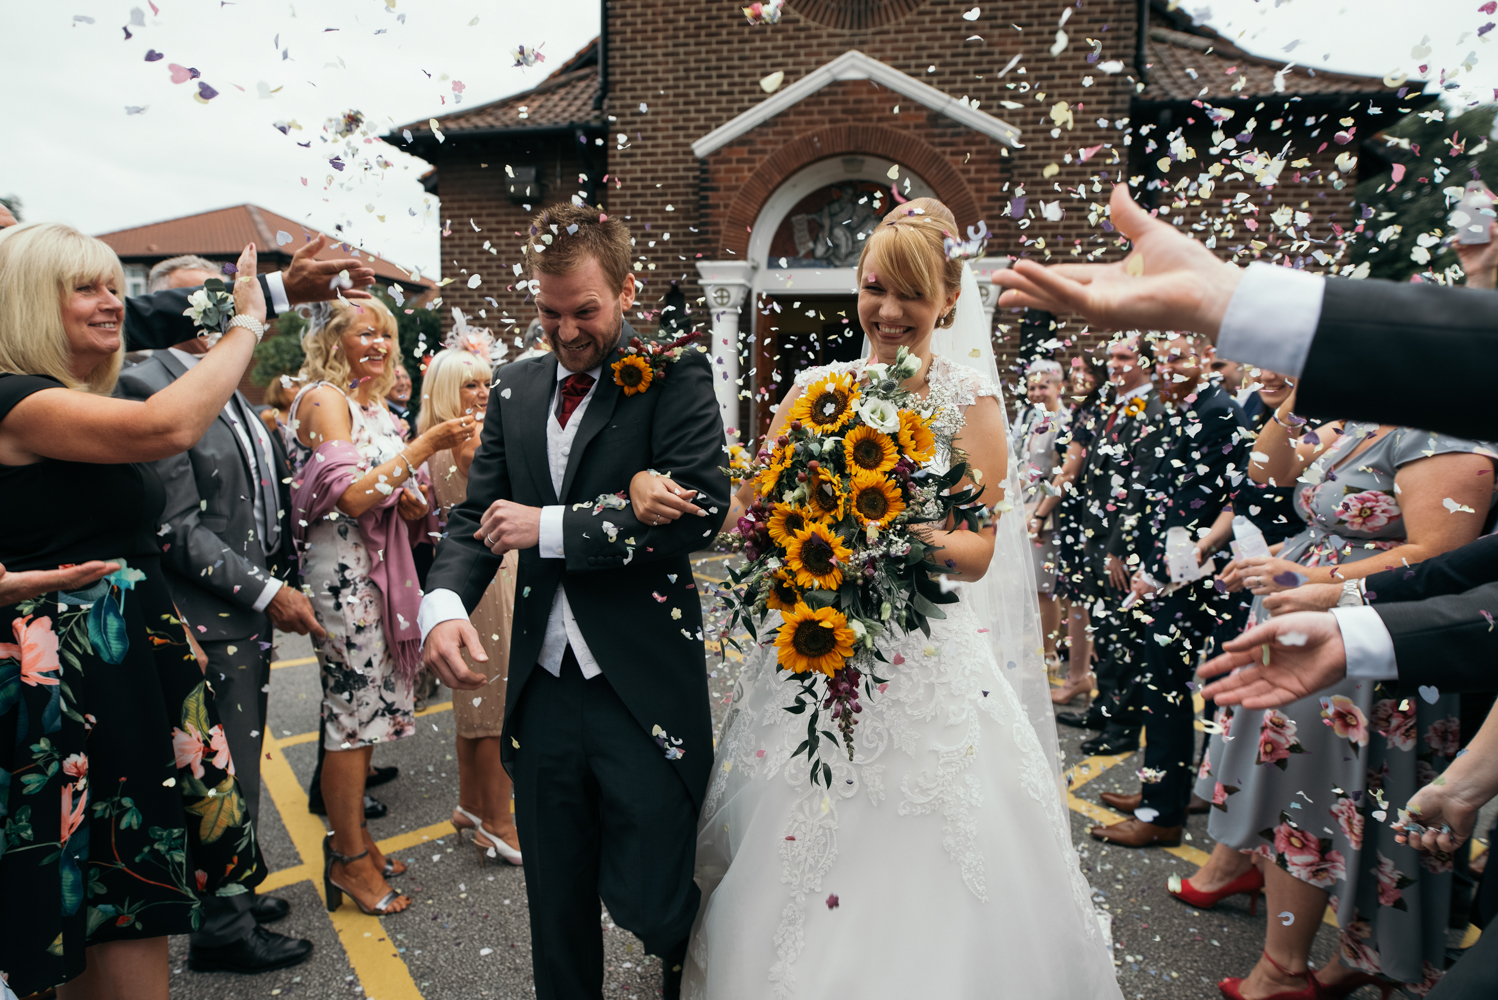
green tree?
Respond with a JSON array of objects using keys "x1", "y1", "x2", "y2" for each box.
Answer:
[
  {"x1": 250, "y1": 311, "x2": 306, "y2": 387},
  {"x1": 1351, "y1": 103, "x2": 1498, "y2": 283}
]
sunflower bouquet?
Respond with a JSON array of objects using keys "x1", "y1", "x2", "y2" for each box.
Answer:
[{"x1": 718, "y1": 347, "x2": 990, "y2": 786}]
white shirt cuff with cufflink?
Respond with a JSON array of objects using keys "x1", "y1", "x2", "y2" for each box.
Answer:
[
  {"x1": 264, "y1": 271, "x2": 290, "y2": 315},
  {"x1": 1329, "y1": 605, "x2": 1399, "y2": 682},
  {"x1": 418, "y1": 588, "x2": 470, "y2": 645},
  {"x1": 1216, "y1": 263, "x2": 1326, "y2": 378},
  {"x1": 539, "y1": 505, "x2": 566, "y2": 559},
  {"x1": 251, "y1": 577, "x2": 284, "y2": 613}
]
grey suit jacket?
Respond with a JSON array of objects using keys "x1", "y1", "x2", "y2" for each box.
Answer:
[{"x1": 116, "y1": 352, "x2": 298, "y2": 641}]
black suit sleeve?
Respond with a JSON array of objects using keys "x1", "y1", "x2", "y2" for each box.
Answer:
[
  {"x1": 561, "y1": 349, "x2": 731, "y2": 573},
  {"x1": 1364, "y1": 534, "x2": 1498, "y2": 605},
  {"x1": 425, "y1": 383, "x2": 511, "y2": 611},
  {"x1": 1300, "y1": 278, "x2": 1498, "y2": 439},
  {"x1": 123, "y1": 275, "x2": 277, "y2": 351},
  {"x1": 1373, "y1": 581, "x2": 1498, "y2": 692}
]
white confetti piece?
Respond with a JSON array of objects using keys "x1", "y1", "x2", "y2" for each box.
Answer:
[{"x1": 1280, "y1": 631, "x2": 1308, "y2": 647}]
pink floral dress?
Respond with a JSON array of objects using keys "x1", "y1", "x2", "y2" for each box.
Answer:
[{"x1": 1194, "y1": 423, "x2": 1496, "y2": 992}]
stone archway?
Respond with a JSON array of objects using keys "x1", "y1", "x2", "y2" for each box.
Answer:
[{"x1": 718, "y1": 123, "x2": 981, "y2": 259}]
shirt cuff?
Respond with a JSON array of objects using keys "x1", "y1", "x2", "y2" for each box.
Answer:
[
  {"x1": 1216, "y1": 263, "x2": 1326, "y2": 378},
  {"x1": 539, "y1": 505, "x2": 565, "y2": 559},
  {"x1": 250, "y1": 577, "x2": 283, "y2": 613},
  {"x1": 1329, "y1": 605, "x2": 1399, "y2": 682},
  {"x1": 418, "y1": 588, "x2": 469, "y2": 645},
  {"x1": 264, "y1": 271, "x2": 290, "y2": 316}
]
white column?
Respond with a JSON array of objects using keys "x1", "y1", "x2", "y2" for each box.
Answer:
[
  {"x1": 970, "y1": 262, "x2": 1002, "y2": 332},
  {"x1": 695, "y1": 260, "x2": 756, "y2": 440}
]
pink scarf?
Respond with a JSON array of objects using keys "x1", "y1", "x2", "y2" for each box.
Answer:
[{"x1": 289, "y1": 439, "x2": 435, "y2": 685}]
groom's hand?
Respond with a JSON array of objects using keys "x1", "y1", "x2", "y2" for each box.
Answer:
[
  {"x1": 476, "y1": 500, "x2": 541, "y2": 553},
  {"x1": 422, "y1": 619, "x2": 489, "y2": 690}
]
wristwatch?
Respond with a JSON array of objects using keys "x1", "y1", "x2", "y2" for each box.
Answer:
[
  {"x1": 1336, "y1": 578, "x2": 1365, "y2": 608},
  {"x1": 228, "y1": 314, "x2": 267, "y2": 342}
]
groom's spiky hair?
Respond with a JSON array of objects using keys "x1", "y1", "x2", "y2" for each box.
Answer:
[{"x1": 522, "y1": 203, "x2": 632, "y2": 293}]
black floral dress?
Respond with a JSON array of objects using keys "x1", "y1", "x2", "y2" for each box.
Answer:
[{"x1": 0, "y1": 374, "x2": 263, "y2": 997}]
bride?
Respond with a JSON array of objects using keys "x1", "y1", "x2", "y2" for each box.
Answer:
[{"x1": 632, "y1": 200, "x2": 1121, "y2": 998}]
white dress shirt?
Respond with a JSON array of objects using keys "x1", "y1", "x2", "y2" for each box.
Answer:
[
  {"x1": 417, "y1": 363, "x2": 605, "y2": 679},
  {"x1": 264, "y1": 271, "x2": 291, "y2": 315},
  {"x1": 167, "y1": 348, "x2": 284, "y2": 612},
  {"x1": 1216, "y1": 265, "x2": 1398, "y2": 681}
]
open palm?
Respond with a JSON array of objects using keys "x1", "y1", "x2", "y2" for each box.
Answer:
[
  {"x1": 1196, "y1": 611, "x2": 1349, "y2": 709},
  {"x1": 991, "y1": 184, "x2": 1244, "y2": 339}
]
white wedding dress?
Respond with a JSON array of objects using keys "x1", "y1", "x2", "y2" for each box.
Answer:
[{"x1": 683, "y1": 269, "x2": 1122, "y2": 999}]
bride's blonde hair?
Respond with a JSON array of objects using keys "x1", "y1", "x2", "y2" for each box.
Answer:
[{"x1": 854, "y1": 198, "x2": 964, "y2": 329}]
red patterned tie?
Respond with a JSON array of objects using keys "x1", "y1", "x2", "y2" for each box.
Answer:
[{"x1": 555, "y1": 372, "x2": 596, "y2": 429}]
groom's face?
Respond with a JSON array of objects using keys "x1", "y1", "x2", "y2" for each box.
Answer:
[{"x1": 534, "y1": 256, "x2": 636, "y2": 373}]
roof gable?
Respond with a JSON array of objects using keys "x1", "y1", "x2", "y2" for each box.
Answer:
[
  {"x1": 690, "y1": 50, "x2": 1022, "y2": 159},
  {"x1": 94, "y1": 204, "x2": 430, "y2": 285}
]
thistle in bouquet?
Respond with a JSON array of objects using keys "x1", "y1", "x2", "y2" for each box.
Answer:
[{"x1": 716, "y1": 346, "x2": 993, "y2": 786}]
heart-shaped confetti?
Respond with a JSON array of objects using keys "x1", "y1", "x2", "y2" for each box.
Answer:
[
  {"x1": 1418, "y1": 685, "x2": 1439, "y2": 704},
  {"x1": 167, "y1": 63, "x2": 199, "y2": 84},
  {"x1": 144, "y1": 49, "x2": 164, "y2": 62}
]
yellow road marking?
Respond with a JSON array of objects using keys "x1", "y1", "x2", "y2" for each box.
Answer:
[{"x1": 271, "y1": 655, "x2": 318, "y2": 670}]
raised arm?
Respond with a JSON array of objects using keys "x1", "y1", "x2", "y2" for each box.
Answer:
[{"x1": 0, "y1": 244, "x2": 264, "y2": 465}]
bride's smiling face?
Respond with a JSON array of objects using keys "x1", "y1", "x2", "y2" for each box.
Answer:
[{"x1": 858, "y1": 273, "x2": 949, "y2": 361}]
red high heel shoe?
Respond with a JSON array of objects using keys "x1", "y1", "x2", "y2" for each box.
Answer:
[
  {"x1": 1314, "y1": 970, "x2": 1396, "y2": 1000},
  {"x1": 1219, "y1": 951, "x2": 1319, "y2": 1000},
  {"x1": 1167, "y1": 867, "x2": 1264, "y2": 914}
]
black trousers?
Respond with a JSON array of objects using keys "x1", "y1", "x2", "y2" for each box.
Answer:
[
  {"x1": 1427, "y1": 912, "x2": 1498, "y2": 999},
  {"x1": 511, "y1": 650, "x2": 699, "y2": 1000},
  {"x1": 1131, "y1": 584, "x2": 1220, "y2": 828},
  {"x1": 190, "y1": 637, "x2": 271, "y2": 947}
]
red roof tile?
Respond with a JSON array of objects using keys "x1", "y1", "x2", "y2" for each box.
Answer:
[
  {"x1": 95, "y1": 204, "x2": 432, "y2": 286},
  {"x1": 1140, "y1": 25, "x2": 1401, "y2": 103},
  {"x1": 401, "y1": 39, "x2": 601, "y2": 142}
]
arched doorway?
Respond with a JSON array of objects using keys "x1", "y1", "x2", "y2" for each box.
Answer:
[{"x1": 746, "y1": 155, "x2": 936, "y2": 438}]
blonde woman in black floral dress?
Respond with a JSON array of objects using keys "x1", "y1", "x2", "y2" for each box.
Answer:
[{"x1": 0, "y1": 224, "x2": 265, "y2": 999}]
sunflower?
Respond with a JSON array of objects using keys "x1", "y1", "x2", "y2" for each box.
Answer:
[
  {"x1": 775, "y1": 602, "x2": 857, "y2": 676},
  {"x1": 766, "y1": 503, "x2": 815, "y2": 546},
  {"x1": 844, "y1": 424, "x2": 899, "y2": 474},
  {"x1": 763, "y1": 569, "x2": 803, "y2": 611},
  {"x1": 783, "y1": 521, "x2": 852, "y2": 591},
  {"x1": 754, "y1": 442, "x2": 794, "y2": 497},
  {"x1": 612, "y1": 355, "x2": 654, "y2": 395},
  {"x1": 790, "y1": 371, "x2": 860, "y2": 433},
  {"x1": 847, "y1": 469, "x2": 906, "y2": 527},
  {"x1": 804, "y1": 467, "x2": 846, "y2": 521},
  {"x1": 896, "y1": 408, "x2": 936, "y2": 464}
]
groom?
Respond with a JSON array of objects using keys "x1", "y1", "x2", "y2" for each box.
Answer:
[{"x1": 418, "y1": 203, "x2": 730, "y2": 1000}]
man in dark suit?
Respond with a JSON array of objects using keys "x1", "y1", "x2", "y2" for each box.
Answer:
[
  {"x1": 1057, "y1": 334, "x2": 1162, "y2": 755},
  {"x1": 1090, "y1": 333, "x2": 1250, "y2": 847},
  {"x1": 419, "y1": 204, "x2": 730, "y2": 1000},
  {"x1": 118, "y1": 339, "x2": 325, "y2": 974}
]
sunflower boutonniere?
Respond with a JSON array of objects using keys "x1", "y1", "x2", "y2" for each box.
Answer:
[
  {"x1": 611, "y1": 331, "x2": 705, "y2": 396},
  {"x1": 1121, "y1": 396, "x2": 1147, "y2": 420}
]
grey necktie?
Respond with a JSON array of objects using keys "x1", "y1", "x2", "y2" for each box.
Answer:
[{"x1": 235, "y1": 394, "x2": 282, "y2": 554}]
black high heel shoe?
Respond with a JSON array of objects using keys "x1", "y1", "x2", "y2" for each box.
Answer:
[
  {"x1": 322, "y1": 833, "x2": 406, "y2": 915},
  {"x1": 360, "y1": 819, "x2": 404, "y2": 877}
]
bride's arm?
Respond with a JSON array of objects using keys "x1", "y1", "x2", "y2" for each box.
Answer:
[
  {"x1": 631, "y1": 383, "x2": 806, "y2": 530},
  {"x1": 919, "y1": 394, "x2": 1005, "y2": 582}
]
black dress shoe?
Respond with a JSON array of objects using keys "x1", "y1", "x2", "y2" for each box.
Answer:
[
  {"x1": 366, "y1": 765, "x2": 399, "y2": 788},
  {"x1": 189, "y1": 925, "x2": 313, "y2": 974},
  {"x1": 308, "y1": 793, "x2": 387, "y2": 820},
  {"x1": 1081, "y1": 725, "x2": 1141, "y2": 755},
  {"x1": 252, "y1": 894, "x2": 291, "y2": 924},
  {"x1": 1056, "y1": 709, "x2": 1102, "y2": 730}
]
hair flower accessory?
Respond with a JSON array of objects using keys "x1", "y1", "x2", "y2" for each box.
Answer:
[{"x1": 611, "y1": 331, "x2": 704, "y2": 396}]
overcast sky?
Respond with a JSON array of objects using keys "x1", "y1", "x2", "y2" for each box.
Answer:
[{"x1": 1, "y1": 0, "x2": 1491, "y2": 277}]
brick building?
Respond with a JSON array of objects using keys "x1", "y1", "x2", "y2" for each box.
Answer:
[
  {"x1": 404, "y1": 0, "x2": 1429, "y2": 442},
  {"x1": 96, "y1": 204, "x2": 434, "y2": 402}
]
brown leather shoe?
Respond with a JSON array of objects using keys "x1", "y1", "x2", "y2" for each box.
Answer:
[
  {"x1": 1089, "y1": 817, "x2": 1182, "y2": 847},
  {"x1": 1188, "y1": 793, "x2": 1212, "y2": 815},
  {"x1": 1099, "y1": 790, "x2": 1142, "y2": 812}
]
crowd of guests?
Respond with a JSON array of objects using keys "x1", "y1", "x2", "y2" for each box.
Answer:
[
  {"x1": 0, "y1": 219, "x2": 531, "y2": 999},
  {"x1": 3, "y1": 193, "x2": 1498, "y2": 1000},
  {"x1": 1005, "y1": 245, "x2": 1498, "y2": 998}
]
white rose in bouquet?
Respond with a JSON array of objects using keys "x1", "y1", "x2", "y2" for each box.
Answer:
[{"x1": 855, "y1": 397, "x2": 900, "y2": 434}]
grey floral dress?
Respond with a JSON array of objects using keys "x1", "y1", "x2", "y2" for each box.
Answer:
[
  {"x1": 1194, "y1": 423, "x2": 1496, "y2": 992},
  {"x1": 286, "y1": 384, "x2": 416, "y2": 751}
]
